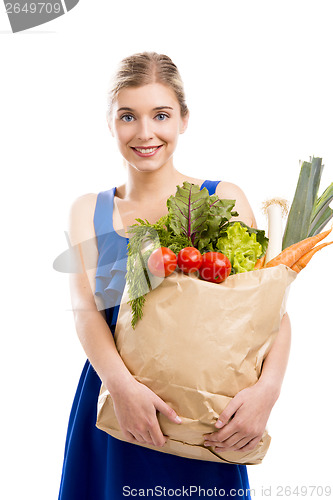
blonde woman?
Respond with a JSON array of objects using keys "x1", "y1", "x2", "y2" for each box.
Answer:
[{"x1": 58, "y1": 52, "x2": 291, "y2": 500}]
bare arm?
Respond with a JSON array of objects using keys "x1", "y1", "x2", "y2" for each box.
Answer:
[
  {"x1": 256, "y1": 312, "x2": 291, "y2": 401},
  {"x1": 68, "y1": 194, "x2": 134, "y2": 393}
]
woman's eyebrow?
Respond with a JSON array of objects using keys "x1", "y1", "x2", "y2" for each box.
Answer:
[
  {"x1": 117, "y1": 106, "x2": 174, "y2": 113},
  {"x1": 117, "y1": 107, "x2": 134, "y2": 112},
  {"x1": 153, "y1": 106, "x2": 174, "y2": 111}
]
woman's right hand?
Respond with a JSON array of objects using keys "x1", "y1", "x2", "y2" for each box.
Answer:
[{"x1": 110, "y1": 377, "x2": 182, "y2": 448}]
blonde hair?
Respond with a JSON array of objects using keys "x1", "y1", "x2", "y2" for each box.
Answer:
[{"x1": 106, "y1": 52, "x2": 189, "y2": 122}]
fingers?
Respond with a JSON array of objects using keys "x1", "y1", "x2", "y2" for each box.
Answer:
[
  {"x1": 207, "y1": 434, "x2": 248, "y2": 451},
  {"x1": 215, "y1": 436, "x2": 260, "y2": 452},
  {"x1": 120, "y1": 416, "x2": 168, "y2": 448},
  {"x1": 203, "y1": 416, "x2": 238, "y2": 443},
  {"x1": 204, "y1": 421, "x2": 263, "y2": 452},
  {"x1": 214, "y1": 436, "x2": 248, "y2": 452},
  {"x1": 121, "y1": 429, "x2": 140, "y2": 443},
  {"x1": 237, "y1": 437, "x2": 260, "y2": 452},
  {"x1": 122, "y1": 429, "x2": 168, "y2": 448},
  {"x1": 145, "y1": 395, "x2": 181, "y2": 446},
  {"x1": 154, "y1": 396, "x2": 182, "y2": 424},
  {"x1": 148, "y1": 420, "x2": 168, "y2": 447},
  {"x1": 215, "y1": 395, "x2": 242, "y2": 429},
  {"x1": 204, "y1": 431, "x2": 240, "y2": 449},
  {"x1": 116, "y1": 384, "x2": 181, "y2": 448},
  {"x1": 128, "y1": 395, "x2": 181, "y2": 447},
  {"x1": 121, "y1": 428, "x2": 153, "y2": 445}
]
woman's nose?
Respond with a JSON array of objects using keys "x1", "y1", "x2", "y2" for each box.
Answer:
[{"x1": 137, "y1": 118, "x2": 153, "y2": 142}]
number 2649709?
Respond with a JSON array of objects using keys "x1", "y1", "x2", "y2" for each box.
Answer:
[{"x1": 5, "y1": 3, "x2": 62, "y2": 14}]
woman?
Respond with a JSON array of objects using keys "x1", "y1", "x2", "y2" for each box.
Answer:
[{"x1": 58, "y1": 52, "x2": 291, "y2": 499}]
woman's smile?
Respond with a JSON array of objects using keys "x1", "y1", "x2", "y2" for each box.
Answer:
[{"x1": 131, "y1": 145, "x2": 163, "y2": 157}]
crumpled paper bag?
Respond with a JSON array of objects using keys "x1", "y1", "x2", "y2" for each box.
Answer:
[{"x1": 96, "y1": 264, "x2": 297, "y2": 465}]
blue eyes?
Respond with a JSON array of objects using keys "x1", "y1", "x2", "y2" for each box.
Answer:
[
  {"x1": 120, "y1": 113, "x2": 169, "y2": 122},
  {"x1": 156, "y1": 113, "x2": 168, "y2": 121},
  {"x1": 121, "y1": 114, "x2": 135, "y2": 122}
]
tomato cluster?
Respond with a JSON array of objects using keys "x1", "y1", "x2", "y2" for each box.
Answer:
[{"x1": 147, "y1": 246, "x2": 231, "y2": 283}]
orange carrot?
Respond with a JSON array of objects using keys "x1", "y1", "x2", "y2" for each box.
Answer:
[
  {"x1": 291, "y1": 241, "x2": 333, "y2": 273},
  {"x1": 254, "y1": 255, "x2": 266, "y2": 269},
  {"x1": 264, "y1": 227, "x2": 332, "y2": 269}
]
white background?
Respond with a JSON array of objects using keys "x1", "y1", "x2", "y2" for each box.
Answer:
[{"x1": 1, "y1": 1, "x2": 332, "y2": 498}]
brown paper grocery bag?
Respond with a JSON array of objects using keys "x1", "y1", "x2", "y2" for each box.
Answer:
[{"x1": 96, "y1": 264, "x2": 297, "y2": 465}]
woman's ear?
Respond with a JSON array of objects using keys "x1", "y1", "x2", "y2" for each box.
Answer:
[
  {"x1": 180, "y1": 111, "x2": 190, "y2": 134},
  {"x1": 106, "y1": 114, "x2": 115, "y2": 137}
]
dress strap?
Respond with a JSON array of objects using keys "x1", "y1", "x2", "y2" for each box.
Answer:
[
  {"x1": 93, "y1": 188, "x2": 115, "y2": 237},
  {"x1": 200, "y1": 180, "x2": 221, "y2": 196}
]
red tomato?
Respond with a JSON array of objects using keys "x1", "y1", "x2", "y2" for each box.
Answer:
[
  {"x1": 177, "y1": 247, "x2": 203, "y2": 273},
  {"x1": 147, "y1": 247, "x2": 177, "y2": 278},
  {"x1": 198, "y1": 252, "x2": 231, "y2": 283}
]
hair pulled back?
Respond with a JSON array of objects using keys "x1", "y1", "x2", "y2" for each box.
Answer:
[{"x1": 106, "y1": 52, "x2": 189, "y2": 121}]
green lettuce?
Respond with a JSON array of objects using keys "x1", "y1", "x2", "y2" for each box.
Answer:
[{"x1": 216, "y1": 222, "x2": 264, "y2": 273}]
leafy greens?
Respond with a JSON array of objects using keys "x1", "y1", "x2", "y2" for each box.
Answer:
[
  {"x1": 125, "y1": 181, "x2": 268, "y2": 327},
  {"x1": 216, "y1": 222, "x2": 266, "y2": 273}
]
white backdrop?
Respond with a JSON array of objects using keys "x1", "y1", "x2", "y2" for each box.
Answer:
[{"x1": 1, "y1": 1, "x2": 332, "y2": 499}]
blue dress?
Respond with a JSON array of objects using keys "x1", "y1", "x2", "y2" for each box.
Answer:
[{"x1": 58, "y1": 180, "x2": 252, "y2": 500}]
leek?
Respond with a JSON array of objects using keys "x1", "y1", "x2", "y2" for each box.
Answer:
[
  {"x1": 282, "y1": 157, "x2": 333, "y2": 249},
  {"x1": 262, "y1": 198, "x2": 289, "y2": 263},
  {"x1": 308, "y1": 183, "x2": 333, "y2": 236}
]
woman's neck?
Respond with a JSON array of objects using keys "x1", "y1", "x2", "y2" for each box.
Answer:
[{"x1": 119, "y1": 162, "x2": 187, "y2": 204}]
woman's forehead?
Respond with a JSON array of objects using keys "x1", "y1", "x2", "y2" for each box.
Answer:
[{"x1": 115, "y1": 83, "x2": 180, "y2": 111}]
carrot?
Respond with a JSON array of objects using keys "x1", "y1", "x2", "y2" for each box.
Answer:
[
  {"x1": 291, "y1": 241, "x2": 333, "y2": 273},
  {"x1": 264, "y1": 227, "x2": 332, "y2": 269},
  {"x1": 254, "y1": 255, "x2": 266, "y2": 269}
]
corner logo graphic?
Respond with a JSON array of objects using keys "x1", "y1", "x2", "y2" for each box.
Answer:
[{"x1": 4, "y1": 0, "x2": 79, "y2": 33}]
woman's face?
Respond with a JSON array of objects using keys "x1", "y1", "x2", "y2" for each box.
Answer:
[{"x1": 110, "y1": 82, "x2": 188, "y2": 172}]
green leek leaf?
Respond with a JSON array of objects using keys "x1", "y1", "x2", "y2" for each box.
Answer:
[
  {"x1": 282, "y1": 157, "x2": 323, "y2": 249},
  {"x1": 309, "y1": 182, "x2": 333, "y2": 234},
  {"x1": 308, "y1": 205, "x2": 333, "y2": 237}
]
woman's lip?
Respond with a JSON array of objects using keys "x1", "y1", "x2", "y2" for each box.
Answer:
[{"x1": 131, "y1": 145, "x2": 163, "y2": 157}]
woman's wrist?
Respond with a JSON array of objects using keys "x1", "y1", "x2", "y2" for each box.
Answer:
[
  {"x1": 255, "y1": 375, "x2": 281, "y2": 408},
  {"x1": 103, "y1": 362, "x2": 135, "y2": 399},
  {"x1": 254, "y1": 313, "x2": 291, "y2": 408}
]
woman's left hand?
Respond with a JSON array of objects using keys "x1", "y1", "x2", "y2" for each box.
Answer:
[{"x1": 203, "y1": 382, "x2": 278, "y2": 453}]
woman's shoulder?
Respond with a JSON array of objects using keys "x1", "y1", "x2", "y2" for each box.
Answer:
[
  {"x1": 216, "y1": 181, "x2": 257, "y2": 228},
  {"x1": 68, "y1": 193, "x2": 98, "y2": 227},
  {"x1": 70, "y1": 192, "x2": 98, "y2": 208},
  {"x1": 216, "y1": 180, "x2": 246, "y2": 198},
  {"x1": 68, "y1": 193, "x2": 98, "y2": 245}
]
